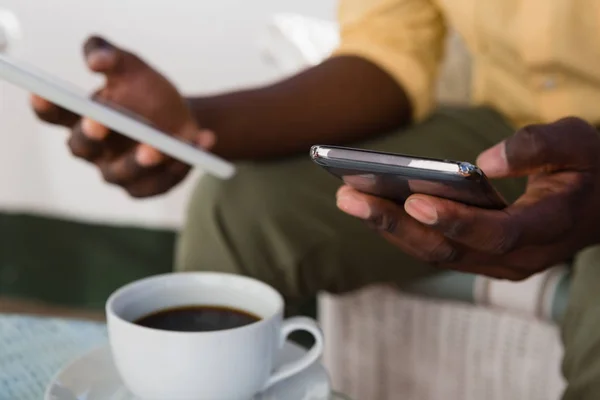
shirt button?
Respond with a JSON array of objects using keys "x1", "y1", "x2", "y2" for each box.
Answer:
[
  {"x1": 542, "y1": 77, "x2": 557, "y2": 90},
  {"x1": 536, "y1": 75, "x2": 560, "y2": 90}
]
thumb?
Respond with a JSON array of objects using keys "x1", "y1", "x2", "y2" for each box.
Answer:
[
  {"x1": 83, "y1": 36, "x2": 146, "y2": 79},
  {"x1": 476, "y1": 140, "x2": 508, "y2": 178},
  {"x1": 476, "y1": 117, "x2": 600, "y2": 179}
]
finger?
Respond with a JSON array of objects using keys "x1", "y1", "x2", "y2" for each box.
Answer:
[
  {"x1": 501, "y1": 234, "x2": 586, "y2": 274},
  {"x1": 508, "y1": 171, "x2": 592, "y2": 244},
  {"x1": 67, "y1": 122, "x2": 105, "y2": 161},
  {"x1": 84, "y1": 37, "x2": 120, "y2": 73},
  {"x1": 335, "y1": 185, "x2": 371, "y2": 219},
  {"x1": 81, "y1": 118, "x2": 110, "y2": 140},
  {"x1": 336, "y1": 186, "x2": 459, "y2": 263},
  {"x1": 83, "y1": 36, "x2": 146, "y2": 80},
  {"x1": 99, "y1": 152, "x2": 148, "y2": 186},
  {"x1": 124, "y1": 162, "x2": 189, "y2": 198},
  {"x1": 335, "y1": 187, "x2": 539, "y2": 279},
  {"x1": 99, "y1": 143, "x2": 168, "y2": 185},
  {"x1": 135, "y1": 143, "x2": 167, "y2": 167},
  {"x1": 405, "y1": 176, "x2": 588, "y2": 254},
  {"x1": 404, "y1": 194, "x2": 519, "y2": 254},
  {"x1": 196, "y1": 129, "x2": 217, "y2": 150},
  {"x1": 30, "y1": 94, "x2": 79, "y2": 127},
  {"x1": 84, "y1": 36, "x2": 122, "y2": 74},
  {"x1": 477, "y1": 117, "x2": 600, "y2": 178},
  {"x1": 475, "y1": 141, "x2": 508, "y2": 178}
]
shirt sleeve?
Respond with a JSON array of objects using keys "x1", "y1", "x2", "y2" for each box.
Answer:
[{"x1": 334, "y1": 0, "x2": 446, "y2": 121}]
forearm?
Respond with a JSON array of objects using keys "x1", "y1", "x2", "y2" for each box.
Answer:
[{"x1": 188, "y1": 56, "x2": 412, "y2": 160}]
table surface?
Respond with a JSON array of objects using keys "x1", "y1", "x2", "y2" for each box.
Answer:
[{"x1": 0, "y1": 314, "x2": 350, "y2": 400}]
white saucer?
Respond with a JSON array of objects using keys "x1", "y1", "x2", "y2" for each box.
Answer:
[{"x1": 45, "y1": 341, "x2": 331, "y2": 400}]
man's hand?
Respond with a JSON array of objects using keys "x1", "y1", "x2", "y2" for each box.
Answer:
[
  {"x1": 336, "y1": 117, "x2": 600, "y2": 280},
  {"x1": 31, "y1": 36, "x2": 215, "y2": 197}
]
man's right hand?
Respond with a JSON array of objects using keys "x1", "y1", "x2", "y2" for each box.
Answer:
[
  {"x1": 336, "y1": 117, "x2": 600, "y2": 281},
  {"x1": 31, "y1": 36, "x2": 216, "y2": 198}
]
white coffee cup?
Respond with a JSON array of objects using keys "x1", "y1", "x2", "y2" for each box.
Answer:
[{"x1": 105, "y1": 272, "x2": 324, "y2": 400}]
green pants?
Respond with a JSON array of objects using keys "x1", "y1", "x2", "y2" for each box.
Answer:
[{"x1": 175, "y1": 107, "x2": 600, "y2": 399}]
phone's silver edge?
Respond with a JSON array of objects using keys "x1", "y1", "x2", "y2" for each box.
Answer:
[
  {"x1": 406, "y1": 159, "x2": 460, "y2": 173},
  {"x1": 0, "y1": 54, "x2": 235, "y2": 179},
  {"x1": 312, "y1": 147, "x2": 330, "y2": 159},
  {"x1": 314, "y1": 146, "x2": 464, "y2": 175}
]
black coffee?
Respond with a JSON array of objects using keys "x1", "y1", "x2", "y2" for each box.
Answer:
[{"x1": 134, "y1": 305, "x2": 261, "y2": 332}]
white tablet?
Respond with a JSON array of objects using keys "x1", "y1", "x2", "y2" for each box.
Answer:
[{"x1": 0, "y1": 54, "x2": 235, "y2": 179}]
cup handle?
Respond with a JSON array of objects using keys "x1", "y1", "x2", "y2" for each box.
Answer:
[{"x1": 262, "y1": 316, "x2": 324, "y2": 390}]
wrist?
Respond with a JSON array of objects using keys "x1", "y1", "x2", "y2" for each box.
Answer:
[{"x1": 185, "y1": 96, "x2": 223, "y2": 133}]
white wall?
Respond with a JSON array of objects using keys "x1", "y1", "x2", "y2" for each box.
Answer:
[{"x1": 0, "y1": 0, "x2": 336, "y2": 228}]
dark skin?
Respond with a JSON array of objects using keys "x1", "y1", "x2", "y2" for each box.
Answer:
[
  {"x1": 31, "y1": 36, "x2": 411, "y2": 197},
  {"x1": 337, "y1": 117, "x2": 600, "y2": 280},
  {"x1": 32, "y1": 37, "x2": 600, "y2": 281}
]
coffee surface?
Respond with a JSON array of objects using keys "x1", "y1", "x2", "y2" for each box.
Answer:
[{"x1": 134, "y1": 305, "x2": 261, "y2": 332}]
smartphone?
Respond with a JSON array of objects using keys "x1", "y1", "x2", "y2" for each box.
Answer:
[
  {"x1": 0, "y1": 54, "x2": 234, "y2": 179},
  {"x1": 310, "y1": 145, "x2": 507, "y2": 209}
]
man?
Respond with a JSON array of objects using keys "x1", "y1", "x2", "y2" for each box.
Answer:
[{"x1": 31, "y1": 0, "x2": 600, "y2": 397}]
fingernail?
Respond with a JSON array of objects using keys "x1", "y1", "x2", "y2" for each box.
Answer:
[
  {"x1": 405, "y1": 198, "x2": 438, "y2": 225},
  {"x1": 86, "y1": 48, "x2": 116, "y2": 68},
  {"x1": 31, "y1": 95, "x2": 52, "y2": 112},
  {"x1": 92, "y1": 37, "x2": 114, "y2": 50},
  {"x1": 476, "y1": 141, "x2": 508, "y2": 176},
  {"x1": 135, "y1": 146, "x2": 162, "y2": 167},
  {"x1": 196, "y1": 129, "x2": 216, "y2": 150},
  {"x1": 81, "y1": 118, "x2": 108, "y2": 140},
  {"x1": 336, "y1": 192, "x2": 371, "y2": 220},
  {"x1": 84, "y1": 36, "x2": 115, "y2": 54}
]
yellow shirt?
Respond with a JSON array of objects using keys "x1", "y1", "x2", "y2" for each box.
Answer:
[{"x1": 335, "y1": 0, "x2": 600, "y2": 127}]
